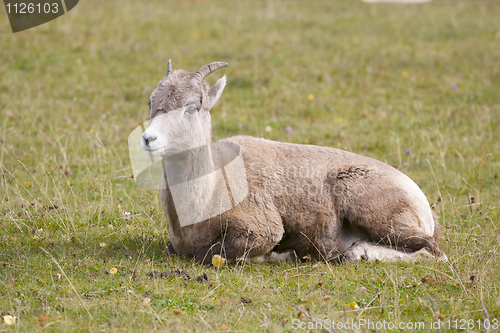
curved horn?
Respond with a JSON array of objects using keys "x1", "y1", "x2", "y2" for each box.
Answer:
[
  {"x1": 191, "y1": 62, "x2": 228, "y2": 83},
  {"x1": 165, "y1": 59, "x2": 172, "y2": 78}
]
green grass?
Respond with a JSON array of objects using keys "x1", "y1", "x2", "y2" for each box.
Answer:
[{"x1": 1, "y1": 0, "x2": 499, "y2": 331}]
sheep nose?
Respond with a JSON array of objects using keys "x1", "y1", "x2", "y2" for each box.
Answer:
[{"x1": 142, "y1": 133, "x2": 157, "y2": 146}]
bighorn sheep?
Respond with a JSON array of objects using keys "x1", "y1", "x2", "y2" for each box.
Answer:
[{"x1": 140, "y1": 61, "x2": 447, "y2": 264}]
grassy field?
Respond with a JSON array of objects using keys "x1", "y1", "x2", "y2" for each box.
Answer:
[{"x1": 1, "y1": 0, "x2": 499, "y2": 331}]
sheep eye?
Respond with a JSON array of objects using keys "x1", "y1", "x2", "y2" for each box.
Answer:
[
  {"x1": 186, "y1": 105, "x2": 197, "y2": 114},
  {"x1": 148, "y1": 101, "x2": 151, "y2": 109}
]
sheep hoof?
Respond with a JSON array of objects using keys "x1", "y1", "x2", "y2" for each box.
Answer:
[
  {"x1": 196, "y1": 253, "x2": 214, "y2": 266},
  {"x1": 409, "y1": 248, "x2": 434, "y2": 260},
  {"x1": 436, "y1": 251, "x2": 448, "y2": 263},
  {"x1": 342, "y1": 242, "x2": 368, "y2": 262},
  {"x1": 269, "y1": 249, "x2": 299, "y2": 263},
  {"x1": 195, "y1": 246, "x2": 224, "y2": 265},
  {"x1": 246, "y1": 249, "x2": 299, "y2": 263},
  {"x1": 410, "y1": 247, "x2": 448, "y2": 262},
  {"x1": 166, "y1": 241, "x2": 177, "y2": 256}
]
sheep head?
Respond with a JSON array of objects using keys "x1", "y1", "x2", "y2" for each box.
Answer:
[{"x1": 141, "y1": 61, "x2": 227, "y2": 157}]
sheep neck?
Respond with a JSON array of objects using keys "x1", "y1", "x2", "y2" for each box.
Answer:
[{"x1": 162, "y1": 142, "x2": 217, "y2": 224}]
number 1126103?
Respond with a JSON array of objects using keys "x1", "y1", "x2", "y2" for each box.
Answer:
[{"x1": 6, "y1": 3, "x2": 60, "y2": 14}]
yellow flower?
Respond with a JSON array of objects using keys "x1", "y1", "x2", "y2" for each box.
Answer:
[
  {"x1": 401, "y1": 71, "x2": 409, "y2": 78},
  {"x1": 240, "y1": 114, "x2": 247, "y2": 121},
  {"x1": 265, "y1": 125, "x2": 272, "y2": 133},
  {"x1": 3, "y1": 315, "x2": 16, "y2": 325},
  {"x1": 347, "y1": 301, "x2": 360, "y2": 309},
  {"x1": 220, "y1": 324, "x2": 229, "y2": 330},
  {"x1": 212, "y1": 255, "x2": 226, "y2": 268},
  {"x1": 307, "y1": 94, "x2": 314, "y2": 101},
  {"x1": 109, "y1": 267, "x2": 118, "y2": 275}
]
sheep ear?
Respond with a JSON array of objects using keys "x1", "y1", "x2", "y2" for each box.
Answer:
[{"x1": 207, "y1": 75, "x2": 226, "y2": 110}]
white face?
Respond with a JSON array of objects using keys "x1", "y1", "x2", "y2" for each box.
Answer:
[{"x1": 140, "y1": 105, "x2": 207, "y2": 157}]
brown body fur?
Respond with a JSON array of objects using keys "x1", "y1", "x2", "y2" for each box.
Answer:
[{"x1": 162, "y1": 136, "x2": 445, "y2": 264}]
